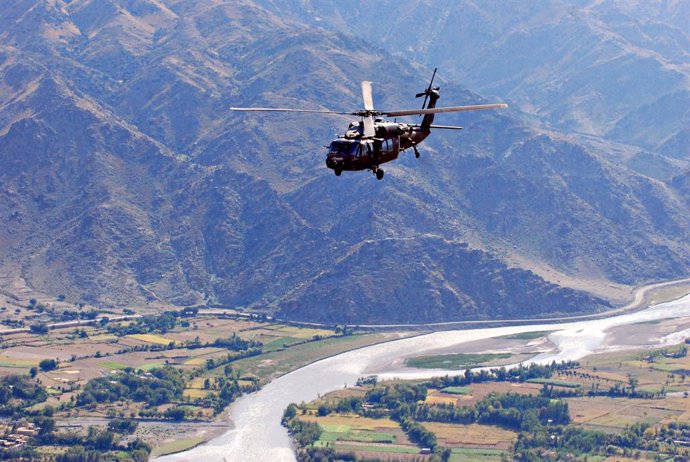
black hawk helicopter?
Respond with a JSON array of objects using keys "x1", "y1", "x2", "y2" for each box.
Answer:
[{"x1": 231, "y1": 70, "x2": 507, "y2": 180}]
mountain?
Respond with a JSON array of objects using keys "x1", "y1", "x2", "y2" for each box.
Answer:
[
  {"x1": 287, "y1": 0, "x2": 690, "y2": 175},
  {"x1": 1, "y1": 0, "x2": 688, "y2": 323}
]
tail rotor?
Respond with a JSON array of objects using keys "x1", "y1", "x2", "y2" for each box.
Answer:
[{"x1": 416, "y1": 67, "x2": 438, "y2": 110}]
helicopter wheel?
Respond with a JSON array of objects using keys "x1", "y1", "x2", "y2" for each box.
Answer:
[
  {"x1": 334, "y1": 169, "x2": 342, "y2": 176},
  {"x1": 376, "y1": 169, "x2": 384, "y2": 180},
  {"x1": 414, "y1": 146, "x2": 420, "y2": 158}
]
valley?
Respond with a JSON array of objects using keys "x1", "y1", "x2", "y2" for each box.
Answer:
[
  {"x1": 0, "y1": 277, "x2": 688, "y2": 460},
  {"x1": 1, "y1": 1, "x2": 689, "y2": 461},
  {"x1": 155, "y1": 284, "x2": 690, "y2": 461},
  {"x1": 1, "y1": 0, "x2": 689, "y2": 324}
]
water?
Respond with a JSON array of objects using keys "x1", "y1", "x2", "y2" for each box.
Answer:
[{"x1": 157, "y1": 294, "x2": 690, "y2": 462}]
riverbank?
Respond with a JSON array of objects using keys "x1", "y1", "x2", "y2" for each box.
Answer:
[
  {"x1": 156, "y1": 290, "x2": 690, "y2": 461},
  {"x1": 152, "y1": 278, "x2": 690, "y2": 459},
  {"x1": 278, "y1": 277, "x2": 690, "y2": 332}
]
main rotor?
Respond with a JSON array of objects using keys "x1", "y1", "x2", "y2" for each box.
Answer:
[{"x1": 230, "y1": 78, "x2": 507, "y2": 139}]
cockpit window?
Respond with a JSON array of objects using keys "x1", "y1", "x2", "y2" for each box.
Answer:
[
  {"x1": 329, "y1": 141, "x2": 361, "y2": 158},
  {"x1": 328, "y1": 141, "x2": 345, "y2": 155},
  {"x1": 349, "y1": 143, "x2": 361, "y2": 157}
]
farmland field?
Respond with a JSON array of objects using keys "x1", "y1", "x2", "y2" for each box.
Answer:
[
  {"x1": 98, "y1": 361, "x2": 128, "y2": 370},
  {"x1": 127, "y1": 333, "x2": 171, "y2": 345},
  {"x1": 441, "y1": 386, "x2": 472, "y2": 395},
  {"x1": 449, "y1": 447, "x2": 506, "y2": 462},
  {"x1": 405, "y1": 352, "x2": 513, "y2": 369},
  {"x1": 0, "y1": 355, "x2": 36, "y2": 368},
  {"x1": 526, "y1": 377, "x2": 581, "y2": 388},
  {"x1": 423, "y1": 422, "x2": 516, "y2": 449},
  {"x1": 150, "y1": 437, "x2": 205, "y2": 457}
]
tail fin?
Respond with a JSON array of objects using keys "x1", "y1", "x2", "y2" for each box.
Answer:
[{"x1": 416, "y1": 68, "x2": 440, "y2": 130}]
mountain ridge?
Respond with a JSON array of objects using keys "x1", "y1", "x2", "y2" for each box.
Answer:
[{"x1": 1, "y1": 0, "x2": 688, "y2": 323}]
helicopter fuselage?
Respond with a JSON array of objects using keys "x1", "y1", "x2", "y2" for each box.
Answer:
[{"x1": 325, "y1": 121, "x2": 431, "y2": 174}]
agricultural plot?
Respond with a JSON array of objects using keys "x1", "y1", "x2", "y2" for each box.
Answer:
[
  {"x1": 240, "y1": 324, "x2": 337, "y2": 352},
  {"x1": 441, "y1": 386, "x2": 472, "y2": 395},
  {"x1": 302, "y1": 413, "x2": 421, "y2": 459},
  {"x1": 425, "y1": 391, "x2": 460, "y2": 406},
  {"x1": 127, "y1": 333, "x2": 172, "y2": 345},
  {"x1": 568, "y1": 396, "x2": 687, "y2": 432},
  {"x1": 404, "y1": 352, "x2": 513, "y2": 369},
  {"x1": 184, "y1": 318, "x2": 262, "y2": 342},
  {"x1": 449, "y1": 447, "x2": 506, "y2": 462},
  {"x1": 422, "y1": 422, "x2": 516, "y2": 450},
  {"x1": 0, "y1": 355, "x2": 36, "y2": 369},
  {"x1": 526, "y1": 377, "x2": 581, "y2": 388},
  {"x1": 150, "y1": 437, "x2": 205, "y2": 457},
  {"x1": 98, "y1": 361, "x2": 128, "y2": 370}
]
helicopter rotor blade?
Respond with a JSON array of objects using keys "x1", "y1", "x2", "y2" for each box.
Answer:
[
  {"x1": 362, "y1": 116, "x2": 375, "y2": 138},
  {"x1": 383, "y1": 103, "x2": 507, "y2": 117},
  {"x1": 424, "y1": 124, "x2": 464, "y2": 130},
  {"x1": 361, "y1": 81, "x2": 374, "y2": 111},
  {"x1": 230, "y1": 107, "x2": 352, "y2": 115}
]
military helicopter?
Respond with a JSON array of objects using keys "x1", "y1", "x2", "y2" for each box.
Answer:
[{"x1": 231, "y1": 70, "x2": 507, "y2": 180}]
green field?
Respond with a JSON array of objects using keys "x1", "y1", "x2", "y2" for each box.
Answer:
[
  {"x1": 127, "y1": 333, "x2": 172, "y2": 345},
  {"x1": 263, "y1": 337, "x2": 301, "y2": 351},
  {"x1": 449, "y1": 447, "x2": 505, "y2": 462},
  {"x1": 98, "y1": 361, "x2": 128, "y2": 370},
  {"x1": 318, "y1": 430, "x2": 396, "y2": 443},
  {"x1": 499, "y1": 330, "x2": 552, "y2": 340},
  {"x1": 405, "y1": 353, "x2": 513, "y2": 369},
  {"x1": 138, "y1": 362, "x2": 164, "y2": 371},
  {"x1": 526, "y1": 378, "x2": 581, "y2": 388},
  {"x1": 0, "y1": 358, "x2": 36, "y2": 368},
  {"x1": 329, "y1": 443, "x2": 420, "y2": 454},
  {"x1": 441, "y1": 386, "x2": 472, "y2": 395},
  {"x1": 150, "y1": 438, "x2": 205, "y2": 457}
]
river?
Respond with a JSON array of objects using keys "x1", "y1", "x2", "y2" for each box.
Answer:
[{"x1": 157, "y1": 294, "x2": 690, "y2": 462}]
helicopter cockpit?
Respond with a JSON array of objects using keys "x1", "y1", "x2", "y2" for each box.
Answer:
[
  {"x1": 329, "y1": 139, "x2": 380, "y2": 161},
  {"x1": 326, "y1": 139, "x2": 376, "y2": 173}
]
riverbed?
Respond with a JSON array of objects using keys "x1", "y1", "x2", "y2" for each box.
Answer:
[{"x1": 157, "y1": 294, "x2": 690, "y2": 462}]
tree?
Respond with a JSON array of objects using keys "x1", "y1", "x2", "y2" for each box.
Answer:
[
  {"x1": 108, "y1": 418, "x2": 138, "y2": 434},
  {"x1": 628, "y1": 375, "x2": 639, "y2": 395},
  {"x1": 30, "y1": 323, "x2": 50, "y2": 335},
  {"x1": 29, "y1": 367, "x2": 38, "y2": 378},
  {"x1": 283, "y1": 403, "x2": 298, "y2": 425},
  {"x1": 164, "y1": 407, "x2": 186, "y2": 421},
  {"x1": 39, "y1": 359, "x2": 58, "y2": 372}
]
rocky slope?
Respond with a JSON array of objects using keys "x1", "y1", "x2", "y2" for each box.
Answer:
[
  {"x1": 290, "y1": 0, "x2": 690, "y2": 172},
  {"x1": 1, "y1": 0, "x2": 688, "y2": 322}
]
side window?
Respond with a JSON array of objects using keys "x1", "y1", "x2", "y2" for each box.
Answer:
[{"x1": 381, "y1": 139, "x2": 391, "y2": 154}]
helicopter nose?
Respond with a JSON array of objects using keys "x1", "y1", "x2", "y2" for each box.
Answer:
[{"x1": 326, "y1": 156, "x2": 344, "y2": 170}]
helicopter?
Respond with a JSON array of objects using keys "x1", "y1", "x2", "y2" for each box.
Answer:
[{"x1": 231, "y1": 69, "x2": 507, "y2": 180}]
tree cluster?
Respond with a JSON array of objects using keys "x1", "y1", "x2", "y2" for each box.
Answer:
[{"x1": 77, "y1": 366, "x2": 184, "y2": 408}]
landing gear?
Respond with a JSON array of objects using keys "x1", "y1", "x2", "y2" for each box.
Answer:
[
  {"x1": 372, "y1": 166, "x2": 385, "y2": 180},
  {"x1": 334, "y1": 168, "x2": 342, "y2": 176},
  {"x1": 413, "y1": 145, "x2": 420, "y2": 158}
]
